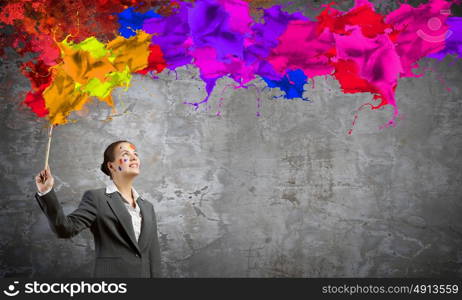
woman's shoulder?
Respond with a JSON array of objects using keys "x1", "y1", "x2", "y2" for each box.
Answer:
[{"x1": 82, "y1": 188, "x2": 107, "y2": 199}]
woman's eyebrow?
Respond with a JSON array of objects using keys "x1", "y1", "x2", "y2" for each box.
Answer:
[{"x1": 120, "y1": 149, "x2": 137, "y2": 154}]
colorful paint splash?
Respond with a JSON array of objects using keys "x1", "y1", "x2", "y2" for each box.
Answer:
[{"x1": 1, "y1": 0, "x2": 461, "y2": 132}]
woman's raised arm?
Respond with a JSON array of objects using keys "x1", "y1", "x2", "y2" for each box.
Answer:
[{"x1": 35, "y1": 166, "x2": 98, "y2": 238}]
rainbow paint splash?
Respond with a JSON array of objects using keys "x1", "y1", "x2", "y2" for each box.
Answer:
[{"x1": 1, "y1": 0, "x2": 461, "y2": 133}]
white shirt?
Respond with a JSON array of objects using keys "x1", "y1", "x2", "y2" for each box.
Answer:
[
  {"x1": 37, "y1": 181, "x2": 143, "y2": 242},
  {"x1": 105, "y1": 181, "x2": 142, "y2": 242}
]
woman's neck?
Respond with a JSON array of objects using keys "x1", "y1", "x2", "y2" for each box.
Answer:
[{"x1": 113, "y1": 177, "x2": 134, "y2": 201}]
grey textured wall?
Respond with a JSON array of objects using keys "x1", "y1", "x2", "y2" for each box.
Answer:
[{"x1": 1, "y1": 5, "x2": 462, "y2": 278}]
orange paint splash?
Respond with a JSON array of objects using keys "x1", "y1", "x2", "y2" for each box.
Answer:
[{"x1": 43, "y1": 30, "x2": 154, "y2": 125}]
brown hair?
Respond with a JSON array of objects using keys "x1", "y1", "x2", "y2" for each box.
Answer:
[{"x1": 100, "y1": 140, "x2": 131, "y2": 179}]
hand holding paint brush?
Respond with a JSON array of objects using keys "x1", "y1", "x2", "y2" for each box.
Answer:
[
  {"x1": 35, "y1": 124, "x2": 54, "y2": 190},
  {"x1": 35, "y1": 165, "x2": 54, "y2": 194}
]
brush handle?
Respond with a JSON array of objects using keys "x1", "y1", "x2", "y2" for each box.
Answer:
[{"x1": 44, "y1": 125, "x2": 53, "y2": 170}]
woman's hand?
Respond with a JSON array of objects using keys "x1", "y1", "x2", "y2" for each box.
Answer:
[{"x1": 35, "y1": 165, "x2": 54, "y2": 194}]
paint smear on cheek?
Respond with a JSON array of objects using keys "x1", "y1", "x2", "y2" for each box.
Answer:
[
  {"x1": 118, "y1": 166, "x2": 122, "y2": 171},
  {"x1": 119, "y1": 158, "x2": 123, "y2": 164},
  {"x1": 129, "y1": 144, "x2": 136, "y2": 150}
]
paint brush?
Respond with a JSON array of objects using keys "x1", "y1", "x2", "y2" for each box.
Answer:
[{"x1": 44, "y1": 125, "x2": 53, "y2": 170}]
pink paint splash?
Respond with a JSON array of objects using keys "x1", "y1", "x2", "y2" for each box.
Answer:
[
  {"x1": 265, "y1": 0, "x2": 405, "y2": 130},
  {"x1": 219, "y1": 0, "x2": 253, "y2": 34},
  {"x1": 267, "y1": 19, "x2": 335, "y2": 78},
  {"x1": 386, "y1": 0, "x2": 452, "y2": 77},
  {"x1": 334, "y1": 25, "x2": 403, "y2": 128},
  {"x1": 265, "y1": 0, "x2": 460, "y2": 132}
]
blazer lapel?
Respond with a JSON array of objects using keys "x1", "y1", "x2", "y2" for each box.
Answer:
[
  {"x1": 105, "y1": 192, "x2": 141, "y2": 255},
  {"x1": 136, "y1": 197, "x2": 153, "y2": 252}
]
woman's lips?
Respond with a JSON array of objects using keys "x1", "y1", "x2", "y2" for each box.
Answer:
[{"x1": 129, "y1": 163, "x2": 139, "y2": 168}]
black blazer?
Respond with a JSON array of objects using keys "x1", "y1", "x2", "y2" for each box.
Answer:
[{"x1": 35, "y1": 188, "x2": 161, "y2": 278}]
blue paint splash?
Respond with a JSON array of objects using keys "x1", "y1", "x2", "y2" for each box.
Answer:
[
  {"x1": 118, "y1": 7, "x2": 162, "y2": 38},
  {"x1": 262, "y1": 69, "x2": 309, "y2": 100}
]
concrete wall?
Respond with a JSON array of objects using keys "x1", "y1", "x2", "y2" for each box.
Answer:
[{"x1": 1, "y1": 2, "x2": 461, "y2": 278}]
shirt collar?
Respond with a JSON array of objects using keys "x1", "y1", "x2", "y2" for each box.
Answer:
[{"x1": 106, "y1": 180, "x2": 140, "y2": 200}]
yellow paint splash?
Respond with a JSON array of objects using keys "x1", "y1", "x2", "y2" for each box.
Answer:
[{"x1": 43, "y1": 30, "x2": 152, "y2": 125}]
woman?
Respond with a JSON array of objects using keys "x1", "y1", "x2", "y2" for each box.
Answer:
[{"x1": 35, "y1": 140, "x2": 162, "y2": 278}]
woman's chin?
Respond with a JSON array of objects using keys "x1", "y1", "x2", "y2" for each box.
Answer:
[{"x1": 129, "y1": 169, "x2": 140, "y2": 176}]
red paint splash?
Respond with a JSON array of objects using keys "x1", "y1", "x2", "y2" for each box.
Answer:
[
  {"x1": 316, "y1": 1, "x2": 392, "y2": 38},
  {"x1": 20, "y1": 60, "x2": 53, "y2": 117},
  {"x1": 332, "y1": 59, "x2": 381, "y2": 96},
  {"x1": 0, "y1": 0, "x2": 168, "y2": 119},
  {"x1": 23, "y1": 91, "x2": 49, "y2": 117},
  {"x1": 136, "y1": 44, "x2": 167, "y2": 75}
]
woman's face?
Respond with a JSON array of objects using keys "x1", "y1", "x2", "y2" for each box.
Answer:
[{"x1": 108, "y1": 142, "x2": 140, "y2": 178}]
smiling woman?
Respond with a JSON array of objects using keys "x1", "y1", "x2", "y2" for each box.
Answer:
[
  {"x1": 34, "y1": 140, "x2": 162, "y2": 278},
  {"x1": 100, "y1": 140, "x2": 140, "y2": 185}
]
